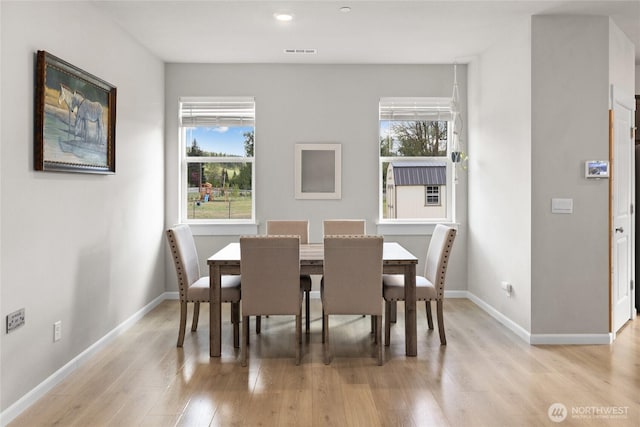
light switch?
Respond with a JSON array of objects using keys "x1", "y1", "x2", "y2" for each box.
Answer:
[{"x1": 551, "y1": 198, "x2": 573, "y2": 214}]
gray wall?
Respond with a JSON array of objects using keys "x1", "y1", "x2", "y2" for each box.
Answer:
[
  {"x1": 0, "y1": 1, "x2": 165, "y2": 412},
  {"x1": 467, "y1": 17, "x2": 533, "y2": 331},
  {"x1": 165, "y1": 64, "x2": 468, "y2": 292},
  {"x1": 531, "y1": 16, "x2": 612, "y2": 335}
]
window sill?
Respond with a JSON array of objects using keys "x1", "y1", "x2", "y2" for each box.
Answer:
[
  {"x1": 376, "y1": 220, "x2": 458, "y2": 235},
  {"x1": 187, "y1": 221, "x2": 258, "y2": 236}
]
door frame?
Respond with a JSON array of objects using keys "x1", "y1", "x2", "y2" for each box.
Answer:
[{"x1": 609, "y1": 85, "x2": 637, "y2": 338}]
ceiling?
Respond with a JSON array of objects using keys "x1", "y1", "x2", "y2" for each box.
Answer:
[{"x1": 93, "y1": 0, "x2": 640, "y2": 64}]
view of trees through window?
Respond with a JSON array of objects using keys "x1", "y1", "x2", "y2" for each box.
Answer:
[
  {"x1": 380, "y1": 119, "x2": 449, "y2": 220},
  {"x1": 184, "y1": 128, "x2": 254, "y2": 220}
]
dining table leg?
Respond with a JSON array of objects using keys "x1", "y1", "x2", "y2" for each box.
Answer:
[
  {"x1": 210, "y1": 264, "x2": 222, "y2": 357},
  {"x1": 404, "y1": 263, "x2": 417, "y2": 356}
]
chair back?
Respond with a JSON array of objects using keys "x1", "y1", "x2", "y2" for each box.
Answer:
[
  {"x1": 266, "y1": 220, "x2": 309, "y2": 244},
  {"x1": 323, "y1": 235, "x2": 383, "y2": 315},
  {"x1": 240, "y1": 236, "x2": 301, "y2": 316},
  {"x1": 424, "y1": 224, "x2": 457, "y2": 298},
  {"x1": 323, "y1": 219, "x2": 366, "y2": 236},
  {"x1": 166, "y1": 224, "x2": 200, "y2": 302}
]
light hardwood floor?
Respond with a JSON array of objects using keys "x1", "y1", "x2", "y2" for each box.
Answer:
[{"x1": 9, "y1": 299, "x2": 639, "y2": 426}]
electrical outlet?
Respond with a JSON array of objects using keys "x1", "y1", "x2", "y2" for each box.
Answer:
[
  {"x1": 6, "y1": 308, "x2": 25, "y2": 333},
  {"x1": 53, "y1": 321, "x2": 62, "y2": 342}
]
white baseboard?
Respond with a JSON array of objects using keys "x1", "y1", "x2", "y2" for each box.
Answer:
[
  {"x1": 0, "y1": 292, "x2": 172, "y2": 427},
  {"x1": 529, "y1": 333, "x2": 613, "y2": 345},
  {"x1": 465, "y1": 291, "x2": 532, "y2": 343}
]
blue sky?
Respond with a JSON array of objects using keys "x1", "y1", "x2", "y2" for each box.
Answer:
[{"x1": 186, "y1": 126, "x2": 252, "y2": 156}]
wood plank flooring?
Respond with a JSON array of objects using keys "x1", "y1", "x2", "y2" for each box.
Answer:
[{"x1": 9, "y1": 299, "x2": 639, "y2": 426}]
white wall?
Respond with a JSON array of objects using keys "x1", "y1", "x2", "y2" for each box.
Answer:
[
  {"x1": 467, "y1": 18, "x2": 532, "y2": 331},
  {"x1": 0, "y1": 1, "x2": 165, "y2": 414},
  {"x1": 530, "y1": 15, "x2": 611, "y2": 334},
  {"x1": 165, "y1": 64, "x2": 468, "y2": 291}
]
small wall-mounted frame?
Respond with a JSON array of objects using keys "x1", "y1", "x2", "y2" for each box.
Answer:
[
  {"x1": 35, "y1": 50, "x2": 117, "y2": 174},
  {"x1": 585, "y1": 160, "x2": 609, "y2": 179},
  {"x1": 295, "y1": 143, "x2": 341, "y2": 199}
]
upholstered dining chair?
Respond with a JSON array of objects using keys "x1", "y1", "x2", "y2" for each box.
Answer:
[
  {"x1": 265, "y1": 220, "x2": 312, "y2": 333},
  {"x1": 240, "y1": 235, "x2": 302, "y2": 366},
  {"x1": 166, "y1": 224, "x2": 241, "y2": 348},
  {"x1": 322, "y1": 235, "x2": 384, "y2": 365},
  {"x1": 323, "y1": 219, "x2": 366, "y2": 236},
  {"x1": 383, "y1": 224, "x2": 456, "y2": 346}
]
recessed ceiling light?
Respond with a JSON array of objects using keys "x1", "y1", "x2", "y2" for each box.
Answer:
[
  {"x1": 274, "y1": 13, "x2": 293, "y2": 22},
  {"x1": 339, "y1": 6, "x2": 351, "y2": 13}
]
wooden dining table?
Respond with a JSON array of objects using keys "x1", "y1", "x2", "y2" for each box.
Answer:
[{"x1": 207, "y1": 242, "x2": 418, "y2": 357}]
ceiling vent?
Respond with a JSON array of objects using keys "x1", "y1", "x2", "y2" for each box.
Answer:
[{"x1": 284, "y1": 48, "x2": 317, "y2": 55}]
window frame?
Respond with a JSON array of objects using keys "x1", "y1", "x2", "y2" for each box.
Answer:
[
  {"x1": 378, "y1": 97, "x2": 454, "y2": 224},
  {"x1": 179, "y1": 97, "x2": 256, "y2": 225},
  {"x1": 425, "y1": 185, "x2": 441, "y2": 206}
]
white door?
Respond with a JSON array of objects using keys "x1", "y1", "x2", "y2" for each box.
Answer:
[{"x1": 611, "y1": 87, "x2": 635, "y2": 335}]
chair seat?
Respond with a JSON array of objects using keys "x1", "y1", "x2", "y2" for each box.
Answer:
[
  {"x1": 382, "y1": 274, "x2": 437, "y2": 301},
  {"x1": 187, "y1": 275, "x2": 241, "y2": 302},
  {"x1": 300, "y1": 274, "x2": 312, "y2": 291}
]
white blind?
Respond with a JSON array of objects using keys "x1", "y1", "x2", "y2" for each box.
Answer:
[
  {"x1": 379, "y1": 97, "x2": 452, "y2": 121},
  {"x1": 180, "y1": 97, "x2": 255, "y2": 127}
]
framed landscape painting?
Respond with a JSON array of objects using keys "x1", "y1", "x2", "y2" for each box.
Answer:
[{"x1": 34, "y1": 50, "x2": 117, "y2": 174}]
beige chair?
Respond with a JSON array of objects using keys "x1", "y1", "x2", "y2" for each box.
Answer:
[
  {"x1": 265, "y1": 220, "x2": 313, "y2": 332},
  {"x1": 383, "y1": 224, "x2": 456, "y2": 346},
  {"x1": 323, "y1": 219, "x2": 366, "y2": 236},
  {"x1": 240, "y1": 236, "x2": 302, "y2": 366},
  {"x1": 321, "y1": 235, "x2": 384, "y2": 365},
  {"x1": 166, "y1": 224, "x2": 241, "y2": 348}
]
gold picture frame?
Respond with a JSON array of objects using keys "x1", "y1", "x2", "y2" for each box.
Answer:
[{"x1": 34, "y1": 50, "x2": 117, "y2": 174}]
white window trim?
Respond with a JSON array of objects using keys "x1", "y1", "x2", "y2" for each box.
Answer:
[
  {"x1": 179, "y1": 97, "x2": 256, "y2": 225},
  {"x1": 378, "y1": 97, "x2": 455, "y2": 226}
]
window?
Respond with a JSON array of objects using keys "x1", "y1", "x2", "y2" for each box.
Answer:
[
  {"x1": 425, "y1": 186, "x2": 440, "y2": 205},
  {"x1": 179, "y1": 97, "x2": 255, "y2": 222},
  {"x1": 380, "y1": 97, "x2": 453, "y2": 221}
]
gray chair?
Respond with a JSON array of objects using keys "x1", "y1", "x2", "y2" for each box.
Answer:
[
  {"x1": 265, "y1": 220, "x2": 313, "y2": 332},
  {"x1": 240, "y1": 235, "x2": 302, "y2": 366},
  {"x1": 383, "y1": 224, "x2": 456, "y2": 346},
  {"x1": 323, "y1": 219, "x2": 366, "y2": 236},
  {"x1": 166, "y1": 224, "x2": 241, "y2": 348},
  {"x1": 321, "y1": 235, "x2": 384, "y2": 365}
]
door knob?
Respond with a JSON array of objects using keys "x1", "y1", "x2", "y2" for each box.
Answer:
[{"x1": 615, "y1": 227, "x2": 624, "y2": 233}]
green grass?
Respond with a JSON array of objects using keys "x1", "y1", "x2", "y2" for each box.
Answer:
[{"x1": 187, "y1": 197, "x2": 252, "y2": 219}]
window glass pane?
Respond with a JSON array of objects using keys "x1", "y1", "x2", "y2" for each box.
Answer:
[
  {"x1": 185, "y1": 126, "x2": 254, "y2": 157},
  {"x1": 380, "y1": 120, "x2": 447, "y2": 157},
  {"x1": 185, "y1": 161, "x2": 252, "y2": 220}
]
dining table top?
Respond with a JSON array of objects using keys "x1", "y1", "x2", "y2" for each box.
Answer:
[{"x1": 207, "y1": 241, "x2": 418, "y2": 266}]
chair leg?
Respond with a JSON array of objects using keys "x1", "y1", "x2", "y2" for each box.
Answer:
[
  {"x1": 256, "y1": 315, "x2": 261, "y2": 334},
  {"x1": 241, "y1": 315, "x2": 249, "y2": 366},
  {"x1": 384, "y1": 300, "x2": 391, "y2": 347},
  {"x1": 177, "y1": 302, "x2": 187, "y2": 347},
  {"x1": 376, "y1": 315, "x2": 383, "y2": 366},
  {"x1": 232, "y1": 302, "x2": 240, "y2": 348},
  {"x1": 323, "y1": 314, "x2": 330, "y2": 365},
  {"x1": 370, "y1": 316, "x2": 375, "y2": 335},
  {"x1": 305, "y1": 290, "x2": 310, "y2": 333},
  {"x1": 390, "y1": 301, "x2": 397, "y2": 323},
  {"x1": 296, "y1": 312, "x2": 302, "y2": 365},
  {"x1": 191, "y1": 301, "x2": 200, "y2": 332},
  {"x1": 436, "y1": 300, "x2": 446, "y2": 345},
  {"x1": 426, "y1": 300, "x2": 434, "y2": 330}
]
